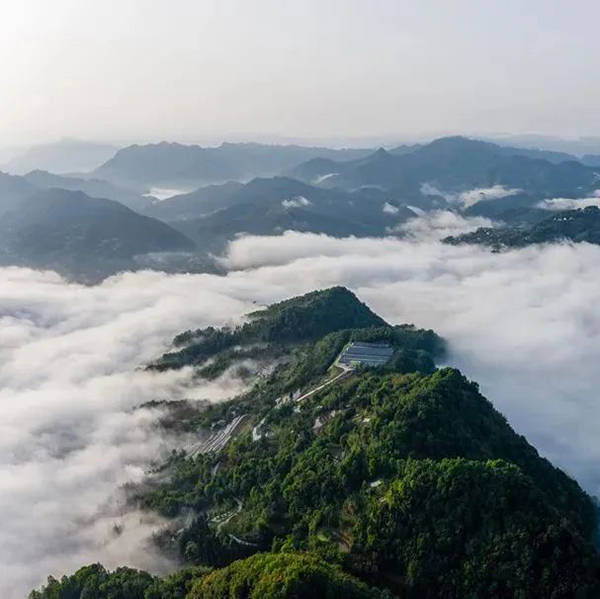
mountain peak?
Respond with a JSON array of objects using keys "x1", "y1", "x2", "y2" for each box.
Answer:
[
  {"x1": 246, "y1": 286, "x2": 388, "y2": 342},
  {"x1": 156, "y1": 286, "x2": 391, "y2": 370}
]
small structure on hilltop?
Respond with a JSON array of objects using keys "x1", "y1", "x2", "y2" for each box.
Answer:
[{"x1": 338, "y1": 342, "x2": 393, "y2": 368}]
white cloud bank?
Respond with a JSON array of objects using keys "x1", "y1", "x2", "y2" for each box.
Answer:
[
  {"x1": 420, "y1": 182, "x2": 521, "y2": 207},
  {"x1": 223, "y1": 212, "x2": 493, "y2": 271},
  {"x1": 4, "y1": 218, "x2": 600, "y2": 596},
  {"x1": 458, "y1": 185, "x2": 521, "y2": 208},
  {"x1": 397, "y1": 210, "x2": 494, "y2": 241},
  {"x1": 538, "y1": 191, "x2": 600, "y2": 211},
  {"x1": 0, "y1": 268, "x2": 257, "y2": 598},
  {"x1": 143, "y1": 187, "x2": 192, "y2": 201},
  {"x1": 220, "y1": 230, "x2": 600, "y2": 503}
]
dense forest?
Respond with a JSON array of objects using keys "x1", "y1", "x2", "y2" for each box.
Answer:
[
  {"x1": 30, "y1": 553, "x2": 389, "y2": 599},
  {"x1": 445, "y1": 205, "x2": 600, "y2": 249},
  {"x1": 138, "y1": 368, "x2": 599, "y2": 597},
  {"x1": 30, "y1": 288, "x2": 600, "y2": 598},
  {"x1": 151, "y1": 286, "x2": 389, "y2": 370}
]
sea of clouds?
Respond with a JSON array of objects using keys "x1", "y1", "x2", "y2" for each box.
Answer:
[
  {"x1": 3, "y1": 212, "x2": 600, "y2": 597},
  {"x1": 0, "y1": 268, "x2": 257, "y2": 597}
]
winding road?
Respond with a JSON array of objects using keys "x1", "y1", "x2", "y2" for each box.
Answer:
[{"x1": 294, "y1": 363, "x2": 354, "y2": 403}]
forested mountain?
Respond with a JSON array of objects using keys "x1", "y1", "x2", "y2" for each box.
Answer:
[
  {"x1": 169, "y1": 177, "x2": 417, "y2": 252},
  {"x1": 23, "y1": 169, "x2": 152, "y2": 212},
  {"x1": 290, "y1": 136, "x2": 597, "y2": 198},
  {"x1": 142, "y1": 181, "x2": 244, "y2": 221},
  {"x1": 460, "y1": 191, "x2": 548, "y2": 223},
  {"x1": 476, "y1": 139, "x2": 579, "y2": 163},
  {"x1": 0, "y1": 171, "x2": 37, "y2": 215},
  {"x1": 0, "y1": 170, "x2": 417, "y2": 279},
  {"x1": 0, "y1": 188, "x2": 196, "y2": 282},
  {"x1": 152, "y1": 286, "x2": 392, "y2": 371},
  {"x1": 2, "y1": 135, "x2": 599, "y2": 282},
  {"x1": 93, "y1": 142, "x2": 372, "y2": 190},
  {"x1": 30, "y1": 554, "x2": 388, "y2": 599},
  {"x1": 446, "y1": 205, "x2": 600, "y2": 249},
  {"x1": 30, "y1": 287, "x2": 600, "y2": 598}
]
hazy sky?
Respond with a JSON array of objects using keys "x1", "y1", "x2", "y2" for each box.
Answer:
[{"x1": 2, "y1": 0, "x2": 600, "y2": 146}]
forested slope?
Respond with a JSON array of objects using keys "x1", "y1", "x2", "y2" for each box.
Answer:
[{"x1": 30, "y1": 288, "x2": 600, "y2": 598}]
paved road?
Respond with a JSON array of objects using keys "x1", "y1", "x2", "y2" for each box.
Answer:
[
  {"x1": 253, "y1": 364, "x2": 353, "y2": 442},
  {"x1": 229, "y1": 533, "x2": 259, "y2": 547},
  {"x1": 212, "y1": 498, "x2": 243, "y2": 533},
  {"x1": 201, "y1": 362, "x2": 355, "y2": 548},
  {"x1": 294, "y1": 363, "x2": 353, "y2": 403}
]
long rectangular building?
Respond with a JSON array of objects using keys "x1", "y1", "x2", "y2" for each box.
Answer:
[{"x1": 338, "y1": 341, "x2": 394, "y2": 367}]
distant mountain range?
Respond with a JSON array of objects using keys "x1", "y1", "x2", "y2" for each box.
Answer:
[
  {"x1": 93, "y1": 141, "x2": 372, "y2": 190},
  {"x1": 22, "y1": 169, "x2": 153, "y2": 213},
  {"x1": 168, "y1": 177, "x2": 418, "y2": 252},
  {"x1": 3, "y1": 139, "x2": 118, "y2": 175},
  {"x1": 0, "y1": 187, "x2": 196, "y2": 282},
  {"x1": 0, "y1": 172, "x2": 38, "y2": 216},
  {"x1": 137, "y1": 136, "x2": 600, "y2": 245},
  {"x1": 1, "y1": 135, "x2": 600, "y2": 281},
  {"x1": 289, "y1": 136, "x2": 598, "y2": 197},
  {"x1": 483, "y1": 134, "x2": 600, "y2": 157},
  {"x1": 142, "y1": 181, "x2": 244, "y2": 221}
]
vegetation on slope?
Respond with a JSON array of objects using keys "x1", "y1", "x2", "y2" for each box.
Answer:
[
  {"x1": 29, "y1": 288, "x2": 600, "y2": 598},
  {"x1": 187, "y1": 552, "x2": 389, "y2": 599},
  {"x1": 445, "y1": 205, "x2": 600, "y2": 249},
  {"x1": 29, "y1": 554, "x2": 387, "y2": 599},
  {"x1": 0, "y1": 188, "x2": 196, "y2": 282},
  {"x1": 170, "y1": 176, "x2": 416, "y2": 252},
  {"x1": 140, "y1": 367, "x2": 598, "y2": 597},
  {"x1": 291, "y1": 136, "x2": 597, "y2": 197},
  {"x1": 152, "y1": 287, "x2": 389, "y2": 370}
]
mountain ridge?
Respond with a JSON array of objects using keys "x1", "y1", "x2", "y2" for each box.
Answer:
[
  {"x1": 445, "y1": 205, "x2": 600, "y2": 248},
  {"x1": 4, "y1": 139, "x2": 118, "y2": 175},
  {"x1": 0, "y1": 188, "x2": 196, "y2": 282},
  {"x1": 290, "y1": 136, "x2": 598, "y2": 198},
  {"x1": 28, "y1": 287, "x2": 600, "y2": 597},
  {"x1": 168, "y1": 176, "x2": 416, "y2": 252},
  {"x1": 22, "y1": 169, "x2": 152, "y2": 212},
  {"x1": 94, "y1": 141, "x2": 372, "y2": 189}
]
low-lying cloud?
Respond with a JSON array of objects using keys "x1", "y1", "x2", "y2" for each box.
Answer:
[
  {"x1": 420, "y1": 182, "x2": 520, "y2": 207},
  {"x1": 538, "y1": 193, "x2": 600, "y2": 211},
  {"x1": 4, "y1": 216, "x2": 600, "y2": 596},
  {"x1": 281, "y1": 195, "x2": 311, "y2": 209},
  {"x1": 220, "y1": 229, "x2": 600, "y2": 502},
  {"x1": 143, "y1": 187, "x2": 192, "y2": 201},
  {"x1": 458, "y1": 185, "x2": 521, "y2": 208},
  {"x1": 223, "y1": 212, "x2": 493, "y2": 271},
  {"x1": 0, "y1": 268, "x2": 257, "y2": 598},
  {"x1": 397, "y1": 210, "x2": 494, "y2": 241},
  {"x1": 382, "y1": 201, "x2": 400, "y2": 214}
]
